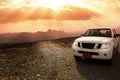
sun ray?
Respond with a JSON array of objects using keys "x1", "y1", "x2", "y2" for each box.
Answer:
[
  {"x1": 10, "y1": 0, "x2": 88, "y2": 11},
  {"x1": 12, "y1": 0, "x2": 23, "y2": 5}
]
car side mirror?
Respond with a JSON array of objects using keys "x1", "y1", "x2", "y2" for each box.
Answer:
[
  {"x1": 114, "y1": 34, "x2": 120, "y2": 38},
  {"x1": 81, "y1": 33, "x2": 84, "y2": 36}
]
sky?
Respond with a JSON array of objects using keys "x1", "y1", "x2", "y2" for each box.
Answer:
[{"x1": 0, "y1": 0, "x2": 120, "y2": 33}]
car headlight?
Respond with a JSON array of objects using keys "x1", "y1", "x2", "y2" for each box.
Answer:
[
  {"x1": 72, "y1": 41, "x2": 78, "y2": 47},
  {"x1": 101, "y1": 43, "x2": 110, "y2": 49}
]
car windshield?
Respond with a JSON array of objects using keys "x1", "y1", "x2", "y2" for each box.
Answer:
[{"x1": 83, "y1": 29, "x2": 112, "y2": 37}]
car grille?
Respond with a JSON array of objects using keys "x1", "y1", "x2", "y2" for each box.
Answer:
[
  {"x1": 78, "y1": 42, "x2": 102, "y2": 49},
  {"x1": 97, "y1": 44, "x2": 102, "y2": 49},
  {"x1": 82, "y1": 43, "x2": 95, "y2": 49},
  {"x1": 78, "y1": 51, "x2": 99, "y2": 55},
  {"x1": 78, "y1": 42, "x2": 81, "y2": 47}
]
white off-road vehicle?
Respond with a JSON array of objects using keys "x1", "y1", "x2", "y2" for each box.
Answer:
[{"x1": 72, "y1": 28, "x2": 119, "y2": 61}]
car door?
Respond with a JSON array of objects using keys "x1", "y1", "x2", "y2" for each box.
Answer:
[{"x1": 113, "y1": 29, "x2": 119, "y2": 48}]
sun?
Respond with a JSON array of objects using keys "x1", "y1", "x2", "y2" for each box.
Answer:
[
  {"x1": 11, "y1": 0, "x2": 87, "y2": 11},
  {"x1": 29, "y1": 0, "x2": 74, "y2": 11},
  {"x1": 31, "y1": 0, "x2": 66, "y2": 11}
]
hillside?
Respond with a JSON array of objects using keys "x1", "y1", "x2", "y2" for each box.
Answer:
[
  {"x1": 0, "y1": 36, "x2": 83, "y2": 80},
  {"x1": 0, "y1": 30, "x2": 79, "y2": 45}
]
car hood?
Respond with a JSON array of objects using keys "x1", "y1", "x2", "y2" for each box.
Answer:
[{"x1": 75, "y1": 36, "x2": 112, "y2": 43}]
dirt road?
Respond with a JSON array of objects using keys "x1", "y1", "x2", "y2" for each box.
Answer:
[{"x1": 0, "y1": 41, "x2": 84, "y2": 80}]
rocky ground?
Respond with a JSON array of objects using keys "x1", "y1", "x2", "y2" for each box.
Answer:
[{"x1": 0, "y1": 37, "x2": 85, "y2": 80}]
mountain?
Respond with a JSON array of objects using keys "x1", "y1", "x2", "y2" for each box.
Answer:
[{"x1": 0, "y1": 30, "x2": 72, "y2": 44}]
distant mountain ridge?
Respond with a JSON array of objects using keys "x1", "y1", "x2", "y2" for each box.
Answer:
[{"x1": 0, "y1": 29, "x2": 80, "y2": 44}]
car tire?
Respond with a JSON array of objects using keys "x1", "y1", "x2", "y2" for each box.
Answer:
[
  {"x1": 73, "y1": 55, "x2": 80, "y2": 59},
  {"x1": 116, "y1": 46, "x2": 119, "y2": 54},
  {"x1": 106, "y1": 47, "x2": 117, "y2": 64},
  {"x1": 105, "y1": 48, "x2": 114, "y2": 64},
  {"x1": 113, "y1": 47, "x2": 116, "y2": 56},
  {"x1": 105, "y1": 59, "x2": 112, "y2": 64}
]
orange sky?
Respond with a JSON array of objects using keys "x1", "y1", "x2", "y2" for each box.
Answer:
[{"x1": 0, "y1": 0, "x2": 120, "y2": 33}]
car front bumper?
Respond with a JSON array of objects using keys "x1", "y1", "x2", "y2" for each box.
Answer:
[{"x1": 72, "y1": 46, "x2": 113, "y2": 60}]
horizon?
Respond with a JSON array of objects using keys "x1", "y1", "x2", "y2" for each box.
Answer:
[
  {"x1": 0, "y1": 0, "x2": 120, "y2": 33},
  {"x1": 0, "y1": 29, "x2": 83, "y2": 34}
]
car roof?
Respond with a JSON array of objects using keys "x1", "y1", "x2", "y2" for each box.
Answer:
[{"x1": 88, "y1": 28, "x2": 112, "y2": 30}]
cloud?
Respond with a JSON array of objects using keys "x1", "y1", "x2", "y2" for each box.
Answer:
[
  {"x1": 56, "y1": 5, "x2": 101, "y2": 20},
  {"x1": 95, "y1": 0, "x2": 120, "y2": 16},
  {"x1": 0, "y1": 5, "x2": 102, "y2": 23}
]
